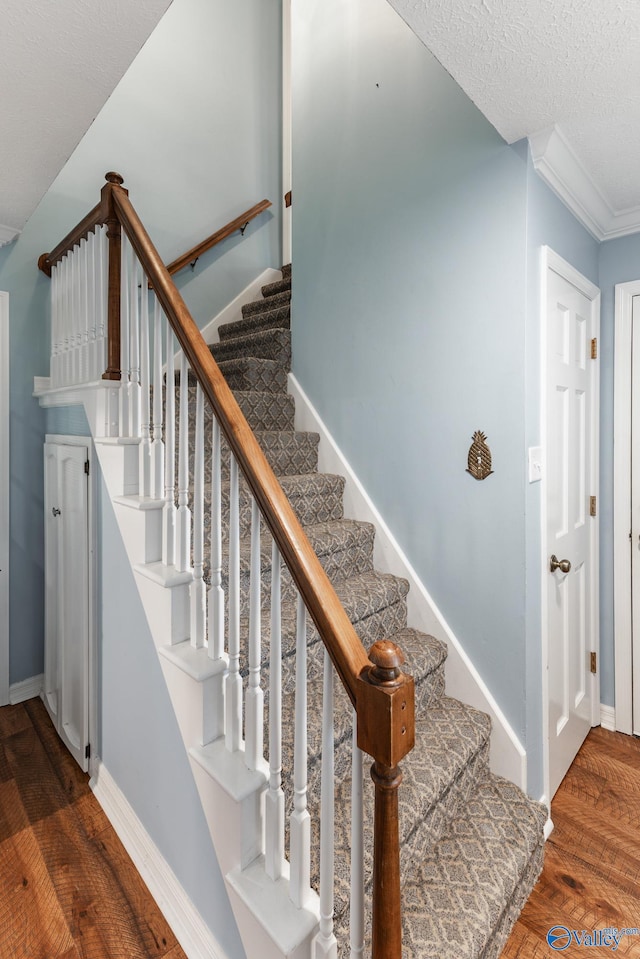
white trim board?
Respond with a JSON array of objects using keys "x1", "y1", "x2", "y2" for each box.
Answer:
[
  {"x1": 0, "y1": 292, "x2": 9, "y2": 706},
  {"x1": 529, "y1": 126, "x2": 640, "y2": 242},
  {"x1": 600, "y1": 704, "x2": 616, "y2": 732},
  {"x1": 539, "y1": 246, "x2": 601, "y2": 809},
  {"x1": 613, "y1": 279, "x2": 640, "y2": 735},
  {"x1": 9, "y1": 674, "x2": 43, "y2": 704},
  {"x1": 90, "y1": 760, "x2": 231, "y2": 959},
  {"x1": 288, "y1": 374, "x2": 528, "y2": 791}
]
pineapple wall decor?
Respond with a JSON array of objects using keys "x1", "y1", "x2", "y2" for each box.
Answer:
[{"x1": 466, "y1": 430, "x2": 493, "y2": 481}]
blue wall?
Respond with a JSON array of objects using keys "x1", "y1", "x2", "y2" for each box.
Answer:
[{"x1": 292, "y1": 0, "x2": 531, "y2": 745}]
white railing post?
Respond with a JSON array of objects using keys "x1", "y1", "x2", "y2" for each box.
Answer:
[
  {"x1": 207, "y1": 415, "x2": 226, "y2": 740},
  {"x1": 97, "y1": 224, "x2": 108, "y2": 379},
  {"x1": 265, "y1": 541, "x2": 285, "y2": 880},
  {"x1": 176, "y1": 351, "x2": 191, "y2": 572},
  {"x1": 290, "y1": 595, "x2": 311, "y2": 907},
  {"x1": 119, "y1": 236, "x2": 131, "y2": 436},
  {"x1": 313, "y1": 650, "x2": 337, "y2": 959},
  {"x1": 190, "y1": 384, "x2": 206, "y2": 647},
  {"x1": 245, "y1": 498, "x2": 264, "y2": 770},
  {"x1": 225, "y1": 454, "x2": 242, "y2": 753},
  {"x1": 139, "y1": 272, "x2": 152, "y2": 496},
  {"x1": 86, "y1": 232, "x2": 97, "y2": 381},
  {"x1": 162, "y1": 324, "x2": 177, "y2": 566},
  {"x1": 151, "y1": 296, "x2": 165, "y2": 500},
  {"x1": 51, "y1": 262, "x2": 60, "y2": 387},
  {"x1": 350, "y1": 711, "x2": 365, "y2": 959},
  {"x1": 129, "y1": 253, "x2": 141, "y2": 438}
]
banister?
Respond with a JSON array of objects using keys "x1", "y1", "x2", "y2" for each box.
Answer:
[
  {"x1": 39, "y1": 173, "x2": 415, "y2": 959},
  {"x1": 164, "y1": 199, "x2": 272, "y2": 277}
]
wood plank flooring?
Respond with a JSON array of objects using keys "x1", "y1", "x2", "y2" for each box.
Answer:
[
  {"x1": 2, "y1": 700, "x2": 639, "y2": 959},
  {"x1": 0, "y1": 697, "x2": 186, "y2": 959},
  {"x1": 502, "y1": 726, "x2": 640, "y2": 958}
]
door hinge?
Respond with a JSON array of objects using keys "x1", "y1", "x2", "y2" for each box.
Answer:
[
  {"x1": 591, "y1": 337, "x2": 598, "y2": 359},
  {"x1": 85, "y1": 743, "x2": 91, "y2": 760},
  {"x1": 590, "y1": 651, "x2": 597, "y2": 674},
  {"x1": 84, "y1": 459, "x2": 90, "y2": 476},
  {"x1": 590, "y1": 495, "x2": 597, "y2": 517},
  {"x1": 284, "y1": 190, "x2": 292, "y2": 208}
]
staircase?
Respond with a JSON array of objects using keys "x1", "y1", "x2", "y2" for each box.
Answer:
[
  {"x1": 187, "y1": 266, "x2": 546, "y2": 959},
  {"x1": 38, "y1": 178, "x2": 546, "y2": 959}
]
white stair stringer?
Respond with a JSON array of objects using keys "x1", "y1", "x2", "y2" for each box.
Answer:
[{"x1": 92, "y1": 435, "x2": 323, "y2": 959}]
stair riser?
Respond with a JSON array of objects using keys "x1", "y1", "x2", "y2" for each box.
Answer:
[
  {"x1": 219, "y1": 307, "x2": 290, "y2": 341},
  {"x1": 262, "y1": 277, "x2": 291, "y2": 298},
  {"x1": 242, "y1": 290, "x2": 291, "y2": 318},
  {"x1": 221, "y1": 363, "x2": 288, "y2": 394},
  {"x1": 183, "y1": 433, "x2": 319, "y2": 480},
  {"x1": 175, "y1": 388, "x2": 295, "y2": 433},
  {"x1": 220, "y1": 483, "x2": 345, "y2": 538},
  {"x1": 210, "y1": 329, "x2": 291, "y2": 369}
]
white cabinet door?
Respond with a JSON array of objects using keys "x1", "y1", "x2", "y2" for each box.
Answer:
[{"x1": 44, "y1": 441, "x2": 90, "y2": 771}]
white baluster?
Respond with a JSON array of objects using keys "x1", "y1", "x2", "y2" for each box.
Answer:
[
  {"x1": 96, "y1": 225, "x2": 108, "y2": 377},
  {"x1": 290, "y1": 595, "x2": 311, "y2": 907},
  {"x1": 313, "y1": 650, "x2": 337, "y2": 959},
  {"x1": 350, "y1": 711, "x2": 365, "y2": 959},
  {"x1": 62, "y1": 255, "x2": 70, "y2": 387},
  {"x1": 176, "y1": 351, "x2": 191, "y2": 572},
  {"x1": 129, "y1": 252, "x2": 141, "y2": 438},
  {"x1": 265, "y1": 541, "x2": 285, "y2": 880},
  {"x1": 51, "y1": 262, "x2": 59, "y2": 387},
  {"x1": 79, "y1": 237, "x2": 89, "y2": 383},
  {"x1": 139, "y1": 275, "x2": 152, "y2": 496},
  {"x1": 71, "y1": 247, "x2": 80, "y2": 385},
  {"x1": 86, "y1": 231, "x2": 97, "y2": 381},
  {"x1": 207, "y1": 415, "x2": 226, "y2": 740},
  {"x1": 190, "y1": 384, "x2": 206, "y2": 647},
  {"x1": 225, "y1": 454, "x2": 242, "y2": 753},
  {"x1": 162, "y1": 324, "x2": 176, "y2": 566},
  {"x1": 120, "y1": 235, "x2": 131, "y2": 436},
  {"x1": 151, "y1": 296, "x2": 165, "y2": 500},
  {"x1": 246, "y1": 497, "x2": 263, "y2": 770}
]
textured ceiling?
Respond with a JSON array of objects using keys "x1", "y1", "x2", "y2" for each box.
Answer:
[
  {"x1": 388, "y1": 0, "x2": 640, "y2": 214},
  {"x1": 0, "y1": 0, "x2": 172, "y2": 237}
]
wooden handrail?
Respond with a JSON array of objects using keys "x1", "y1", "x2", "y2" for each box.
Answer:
[
  {"x1": 165, "y1": 199, "x2": 272, "y2": 277},
  {"x1": 39, "y1": 174, "x2": 415, "y2": 959}
]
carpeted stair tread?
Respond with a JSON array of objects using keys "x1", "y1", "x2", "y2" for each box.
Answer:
[
  {"x1": 220, "y1": 472, "x2": 346, "y2": 536},
  {"x1": 211, "y1": 431, "x2": 319, "y2": 479},
  {"x1": 209, "y1": 327, "x2": 291, "y2": 369},
  {"x1": 242, "y1": 289, "x2": 291, "y2": 318},
  {"x1": 262, "y1": 276, "x2": 291, "y2": 298},
  {"x1": 215, "y1": 357, "x2": 288, "y2": 394},
  {"x1": 218, "y1": 304, "x2": 290, "y2": 341},
  {"x1": 178, "y1": 387, "x2": 295, "y2": 433},
  {"x1": 395, "y1": 775, "x2": 546, "y2": 959},
  {"x1": 390, "y1": 627, "x2": 448, "y2": 710},
  {"x1": 220, "y1": 518, "x2": 376, "y2": 605},
  {"x1": 281, "y1": 263, "x2": 292, "y2": 278}
]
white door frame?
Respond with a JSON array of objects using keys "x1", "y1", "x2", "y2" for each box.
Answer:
[
  {"x1": 45, "y1": 434, "x2": 98, "y2": 772},
  {"x1": 282, "y1": 0, "x2": 292, "y2": 265},
  {"x1": 0, "y1": 292, "x2": 9, "y2": 706},
  {"x1": 540, "y1": 246, "x2": 601, "y2": 808},
  {"x1": 613, "y1": 280, "x2": 640, "y2": 735}
]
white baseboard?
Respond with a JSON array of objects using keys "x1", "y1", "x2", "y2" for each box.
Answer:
[
  {"x1": 10, "y1": 673, "x2": 44, "y2": 704},
  {"x1": 289, "y1": 374, "x2": 528, "y2": 791},
  {"x1": 90, "y1": 759, "x2": 231, "y2": 959},
  {"x1": 600, "y1": 703, "x2": 616, "y2": 731},
  {"x1": 197, "y1": 268, "x2": 282, "y2": 346}
]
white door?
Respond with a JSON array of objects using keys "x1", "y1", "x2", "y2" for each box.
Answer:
[
  {"x1": 44, "y1": 441, "x2": 90, "y2": 771},
  {"x1": 0, "y1": 293, "x2": 8, "y2": 706},
  {"x1": 630, "y1": 295, "x2": 640, "y2": 733},
  {"x1": 545, "y1": 255, "x2": 599, "y2": 800}
]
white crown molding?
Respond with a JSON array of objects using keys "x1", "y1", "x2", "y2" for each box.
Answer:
[
  {"x1": 0, "y1": 223, "x2": 19, "y2": 246},
  {"x1": 529, "y1": 126, "x2": 640, "y2": 242}
]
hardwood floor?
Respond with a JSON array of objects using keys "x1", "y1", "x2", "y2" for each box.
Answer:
[
  {"x1": 0, "y1": 697, "x2": 186, "y2": 959},
  {"x1": 502, "y1": 726, "x2": 640, "y2": 958},
  {"x1": 2, "y1": 700, "x2": 639, "y2": 959}
]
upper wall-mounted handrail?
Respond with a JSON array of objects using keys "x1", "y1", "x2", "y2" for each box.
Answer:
[{"x1": 165, "y1": 199, "x2": 272, "y2": 277}]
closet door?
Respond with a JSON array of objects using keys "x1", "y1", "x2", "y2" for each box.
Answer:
[{"x1": 44, "y1": 442, "x2": 90, "y2": 771}]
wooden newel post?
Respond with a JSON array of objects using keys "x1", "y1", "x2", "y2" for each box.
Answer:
[
  {"x1": 101, "y1": 172, "x2": 126, "y2": 381},
  {"x1": 357, "y1": 639, "x2": 415, "y2": 959}
]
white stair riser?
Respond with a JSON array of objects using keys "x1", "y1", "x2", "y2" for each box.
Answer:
[
  {"x1": 190, "y1": 758, "x2": 266, "y2": 873},
  {"x1": 134, "y1": 573, "x2": 191, "y2": 647},
  {"x1": 95, "y1": 441, "x2": 140, "y2": 496},
  {"x1": 159, "y1": 659, "x2": 224, "y2": 747},
  {"x1": 226, "y1": 882, "x2": 319, "y2": 959},
  {"x1": 113, "y1": 503, "x2": 162, "y2": 565}
]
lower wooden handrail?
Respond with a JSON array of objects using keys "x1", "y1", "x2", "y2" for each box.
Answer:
[
  {"x1": 165, "y1": 199, "x2": 272, "y2": 277},
  {"x1": 39, "y1": 173, "x2": 415, "y2": 959}
]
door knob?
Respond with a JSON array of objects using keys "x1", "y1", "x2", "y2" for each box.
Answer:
[{"x1": 550, "y1": 554, "x2": 571, "y2": 574}]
